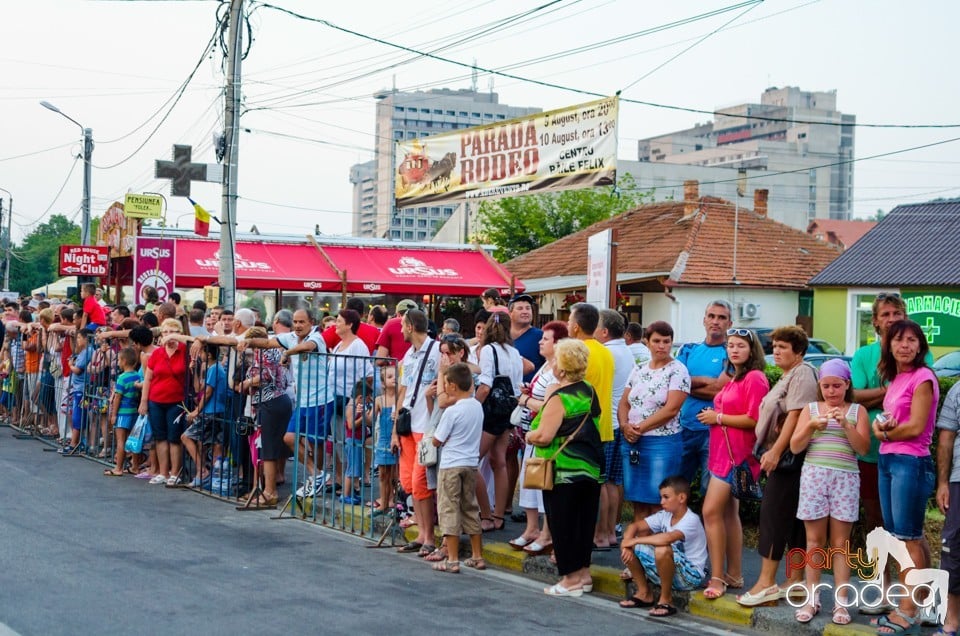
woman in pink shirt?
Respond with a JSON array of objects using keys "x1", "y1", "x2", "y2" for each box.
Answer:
[
  {"x1": 697, "y1": 328, "x2": 769, "y2": 600},
  {"x1": 872, "y1": 319, "x2": 938, "y2": 635}
]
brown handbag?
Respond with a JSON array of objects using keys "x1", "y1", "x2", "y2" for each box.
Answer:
[{"x1": 523, "y1": 390, "x2": 593, "y2": 491}]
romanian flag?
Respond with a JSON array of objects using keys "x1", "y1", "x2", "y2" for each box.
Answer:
[{"x1": 189, "y1": 198, "x2": 210, "y2": 237}]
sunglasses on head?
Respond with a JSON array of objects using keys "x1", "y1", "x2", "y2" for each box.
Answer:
[
  {"x1": 876, "y1": 292, "x2": 901, "y2": 301},
  {"x1": 727, "y1": 328, "x2": 754, "y2": 341}
]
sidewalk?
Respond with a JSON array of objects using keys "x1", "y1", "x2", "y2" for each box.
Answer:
[{"x1": 391, "y1": 512, "x2": 883, "y2": 635}]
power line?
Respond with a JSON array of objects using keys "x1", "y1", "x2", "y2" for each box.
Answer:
[
  {"x1": 13, "y1": 156, "x2": 80, "y2": 230},
  {"x1": 255, "y1": 2, "x2": 960, "y2": 130},
  {"x1": 0, "y1": 141, "x2": 75, "y2": 163},
  {"x1": 90, "y1": 14, "x2": 222, "y2": 168}
]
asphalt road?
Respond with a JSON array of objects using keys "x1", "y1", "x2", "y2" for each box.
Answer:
[{"x1": 0, "y1": 432, "x2": 746, "y2": 636}]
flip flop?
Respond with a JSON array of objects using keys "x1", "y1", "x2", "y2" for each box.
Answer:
[
  {"x1": 103, "y1": 469, "x2": 123, "y2": 477},
  {"x1": 619, "y1": 596, "x2": 655, "y2": 609},
  {"x1": 592, "y1": 542, "x2": 612, "y2": 552},
  {"x1": 397, "y1": 541, "x2": 423, "y2": 553},
  {"x1": 523, "y1": 541, "x2": 553, "y2": 555},
  {"x1": 649, "y1": 603, "x2": 678, "y2": 617},
  {"x1": 508, "y1": 536, "x2": 535, "y2": 550}
]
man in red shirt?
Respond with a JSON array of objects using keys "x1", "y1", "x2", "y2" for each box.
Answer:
[
  {"x1": 374, "y1": 299, "x2": 417, "y2": 366},
  {"x1": 320, "y1": 297, "x2": 379, "y2": 353},
  {"x1": 79, "y1": 283, "x2": 107, "y2": 330}
]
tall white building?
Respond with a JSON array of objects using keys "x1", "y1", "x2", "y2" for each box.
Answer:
[
  {"x1": 636, "y1": 86, "x2": 856, "y2": 221},
  {"x1": 352, "y1": 87, "x2": 541, "y2": 240},
  {"x1": 349, "y1": 160, "x2": 376, "y2": 237}
]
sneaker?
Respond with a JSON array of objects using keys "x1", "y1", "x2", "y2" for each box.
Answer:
[
  {"x1": 339, "y1": 493, "x2": 361, "y2": 505},
  {"x1": 296, "y1": 480, "x2": 316, "y2": 499},
  {"x1": 59, "y1": 445, "x2": 76, "y2": 455},
  {"x1": 149, "y1": 474, "x2": 167, "y2": 485}
]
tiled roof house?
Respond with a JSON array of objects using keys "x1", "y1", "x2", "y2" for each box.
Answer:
[
  {"x1": 808, "y1": 199, "x2": 960, "y2": 355},
  {"x1": 506, "y1": 181, "x2": 841, "y2": 342}
]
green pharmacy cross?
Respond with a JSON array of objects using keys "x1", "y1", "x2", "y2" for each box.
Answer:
[{"x1": 921, "y1": 316, "x2": 941, "y2": 344}]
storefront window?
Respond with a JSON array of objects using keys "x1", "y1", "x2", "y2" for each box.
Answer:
[{"x1": 856, "y1": 294, "x2": 878, "y2": 347}]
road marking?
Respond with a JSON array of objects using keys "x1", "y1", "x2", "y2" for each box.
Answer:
[{"x1": 0, "y1": 621, "x2": 21, "y2": 636}]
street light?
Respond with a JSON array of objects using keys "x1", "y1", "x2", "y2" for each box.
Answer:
[
  {"x1": 0, "y1": 186, "x2": 11, "y2": 291},
  {"x1": 40, "y1": 100, "x2": 93, "y2": 248}
]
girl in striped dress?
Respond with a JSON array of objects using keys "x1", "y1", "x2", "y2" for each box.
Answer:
[{"x1": 789, "y1": 359, "x2": 871, "y2": 626}]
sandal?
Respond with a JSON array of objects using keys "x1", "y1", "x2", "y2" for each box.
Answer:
[
  {"x1": 703, "y1": 577, "x2": 728, "y2": 600},
  {"x1": 876, "y1": 609, "x2": 920, "y2": 635},
  {"x1": 417, "y1": 544, "x2": 436, "y2": 558},
  {"x1": 619, "y1": 596, "x2": 655, "y2": 609},
  {"x1": 423, "y1": 548, "x2": 447, "y2": 563},
  {"x1": 508, "y1": 536, "x2": 535, "y2": 550},
  {"x1": 833, "y1": 605, "x2": 852, "y2": 626},
  {"x1": 522, "y1": 541, "x2": 553, "y2": 555},
  {"x1": 464, "y1": 557, "x2": 487, "y2": 570},
  {"x1": 795, "y1": 603, "x2": 821, "y2": 624},
  {"x1": 724, "y1": 573, "x2": 745, "y2": 589},
  {"x1": 737, "y1": 584, "x2": 781, "y2": 607},
  {"x1": 649, "y1": 603, "x2": 678, "y2": 617},
  {"x1": 432, "y1": 560, "x2": 460, "y2": 573}
]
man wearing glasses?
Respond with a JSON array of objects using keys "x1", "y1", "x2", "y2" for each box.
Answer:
[{"x1": 676, "y1": 300, "x2": 733, "y2": 493}]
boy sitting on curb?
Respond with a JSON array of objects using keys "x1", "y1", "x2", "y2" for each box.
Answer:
[
  {"x1": 431, "y1": 363, "x2": 486, "y2": 573},
  {"x1": 619, "y1": 476, "x2": 708, "y2": 617}
]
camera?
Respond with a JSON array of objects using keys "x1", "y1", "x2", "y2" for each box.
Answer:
[{"x1": 629, "y1": 449, "x2": 641, "y2": 465}]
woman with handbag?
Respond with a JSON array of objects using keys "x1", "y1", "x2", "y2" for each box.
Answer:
[
  {"x1": 510, "y1": 320, "x2": 568, "y2": 555},
  {"x1": 737, "y1": 326, "x2": 819, "y2": 607},
  {"x1": 697, "y1": 328, "x2": 769, "y2": 600},
  {"x1": 525, "y1": 338, "x2": 603, "y2": 598},
  {"x1": 475, "y1": 312, "x2": 523, "y2": 532}
]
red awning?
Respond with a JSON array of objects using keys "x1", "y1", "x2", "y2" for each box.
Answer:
[
  {"x1": 175, "y1": 239, "x2": 340, "y2": 292},
  {"x1": 319, "y1": 245, "x2": 523, "y2": 296}
]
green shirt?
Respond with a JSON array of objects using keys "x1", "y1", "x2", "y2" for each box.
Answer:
[{"x1": 530, "y1": 381, "x2": 603, "y2": 484}]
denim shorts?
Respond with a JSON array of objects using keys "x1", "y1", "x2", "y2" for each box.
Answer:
[
  {"x1": 878, "y1": 452, "x2": 935, "y2": 540},
  {"x1": 622, "y1": 433, "x2": 682, "y2": 504},
  {"x1": 635, "y1": 542, "x2": 705, "y2": 591}
]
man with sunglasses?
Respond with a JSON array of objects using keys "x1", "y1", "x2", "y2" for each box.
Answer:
[{"x1": 676, "y1": 300, "x2": 733, "y2": 493}]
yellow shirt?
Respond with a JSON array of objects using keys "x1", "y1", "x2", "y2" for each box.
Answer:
[{"x1": 583, "y1": 338, "x2": 614, "y2": 442}]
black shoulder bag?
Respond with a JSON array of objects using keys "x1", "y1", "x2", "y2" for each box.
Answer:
[{"x1": 395, "y1": 340, "x2": 434, "y2": 436}]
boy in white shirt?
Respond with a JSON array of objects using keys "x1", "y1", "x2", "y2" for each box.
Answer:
[
  {"x1": 619, "y1": 476, "x2": 707, "y2": 617},
  {"x1": 431, "y1": 363, "x2": 485, "y2": 573}
]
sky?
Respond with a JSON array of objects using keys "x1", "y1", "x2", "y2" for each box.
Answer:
[{"x1": 2, "y1": 0, "x2": 959, "y2": 245}]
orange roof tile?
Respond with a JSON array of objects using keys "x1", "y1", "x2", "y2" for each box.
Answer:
[
  {"x1": 506, "y1": 197, "x2": 841, "y2": 290},
  {"x1": 806, "y1": 219, "x2": 877, "y2": 250}
]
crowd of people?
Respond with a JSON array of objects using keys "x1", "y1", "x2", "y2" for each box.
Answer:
[{"x1": 2, "y1": 286, "x2": 958, "y2": 633}]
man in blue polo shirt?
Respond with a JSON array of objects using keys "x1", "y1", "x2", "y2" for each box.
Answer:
[
  {"x1": 509, "y1": 294, "x2": 544, "y2": 383},
  {"x1": 676, "y1": 300, "x2": 732, "y2": 494}
]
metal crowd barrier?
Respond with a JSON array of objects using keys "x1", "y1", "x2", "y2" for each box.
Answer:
[{"x1": 2, "y1": 322, "x2": 407, "y2": 544}]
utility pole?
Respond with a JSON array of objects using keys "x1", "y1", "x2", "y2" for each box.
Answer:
[
  {"x1": 0, "y1": 188, "x2": 11, "y2": 291},
  {"x1": 219, "y1": 0, "x2": 243, "y2": 310},
  {"x1": 81, "y1": 128, "x2": 93, "y2": 246}
]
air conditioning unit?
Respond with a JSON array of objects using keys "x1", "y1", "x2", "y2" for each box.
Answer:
[{"x1": 740, "y1": 302, "x2": 761, "y2": 320}]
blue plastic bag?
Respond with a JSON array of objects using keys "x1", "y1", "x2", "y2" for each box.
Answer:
[{"x1": 124, "y1": 414, "x2": 148, "y2": 454}]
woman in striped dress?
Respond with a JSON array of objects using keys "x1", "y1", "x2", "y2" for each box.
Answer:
[{"x1": 789, "y1": 359, "x2": 870, "y2": 626}]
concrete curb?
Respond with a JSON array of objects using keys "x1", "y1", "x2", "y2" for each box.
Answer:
[{"x1": 290, "y1": 502, "x2": 884, "y2": 635}]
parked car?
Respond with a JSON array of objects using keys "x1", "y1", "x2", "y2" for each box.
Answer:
[
  {"x1": 934, "y1": 351, "x2": 960, "y2": 378},
  {"x1": 764, "y1": 353, "x2": 852, "y2": 370},
  {"x1": 754, "y1": 328, "x2": 842, "y2": 356}
]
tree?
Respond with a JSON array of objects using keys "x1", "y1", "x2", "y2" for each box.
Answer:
[
  {"x1": 8, "y1": 214, "x2": 81, "y2": 294},
  {"x1": 475, "y1": 174, "x2": 652, "y2": 261}
]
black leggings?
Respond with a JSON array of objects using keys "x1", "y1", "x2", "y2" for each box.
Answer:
[
  {"x1": 757, "y1": 467, "x2": 805, "y2": 559},
  {"x1": 543, "y1": 480, "x2": 601, "y2": 577}
]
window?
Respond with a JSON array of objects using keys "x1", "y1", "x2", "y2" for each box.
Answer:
[
  {"x1": 403, "y1": 230, "x2": 413, "y2": 240},
  {"x1": 391, "y1": 217, "x2": 401, "y2": 227},
  {"x1": 443, "y1": 206, "x2": 454, "y2": 215},
  {"x1": 391, "y1": 230, "x2": 401, "y2": 238},
  {"x1": 459, "y1": 111, "x2": 468, "y2": 117},
  {"x1": 433, "y1": 109, "x2": 442, "y2": 114},
  {"x1": 445, "y1": 110, "x2": 455, "y2": 116},
  {"x1": 421, "y1": 108, "x2": 430, "y2": 114},
  {"x1": 483, "y1": 113, "x2": 493, "y2": 119},
  {"x1": 417, "y1": 231, "x2": 427, "y2": 240},
  {"x1": 417, "y1": 218, "x2": 427, "y2": 228},
  {"x1": 394, "y1": 106, "x2": 405, "y2": 113},
  {"x1": 430, "y1": 207, "x2": 440, "y2": 217},
  {"x1": 406, "y1": 131, "x2": 417, "y2": 139},
  {"x1": 496, "y1": 114, "x2": 506, "y2": 120},
  {"x1": 404, "y1": 218, "x2": 414, "y2": 227},
  {"x1": 394, "y1": 131, "x2": 403, "y2": 140},
  {"x1": 471, "y1": 112, "x2": 481, "y2": 118}
]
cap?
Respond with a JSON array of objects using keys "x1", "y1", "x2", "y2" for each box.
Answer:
[
  {"x1": 396, "y1": 299, "x2": 418, "y2": 313},
  {"x1": 818, "y1": 358, "x2": 851, "y2": 382},
  {"x1": 509, "y1": 293, "x2": 535, "y2": 307}
]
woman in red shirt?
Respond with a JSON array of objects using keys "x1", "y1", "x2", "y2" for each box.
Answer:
[{"x1": 139, "y1": 318, "x2": 189, "y2": 486}]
